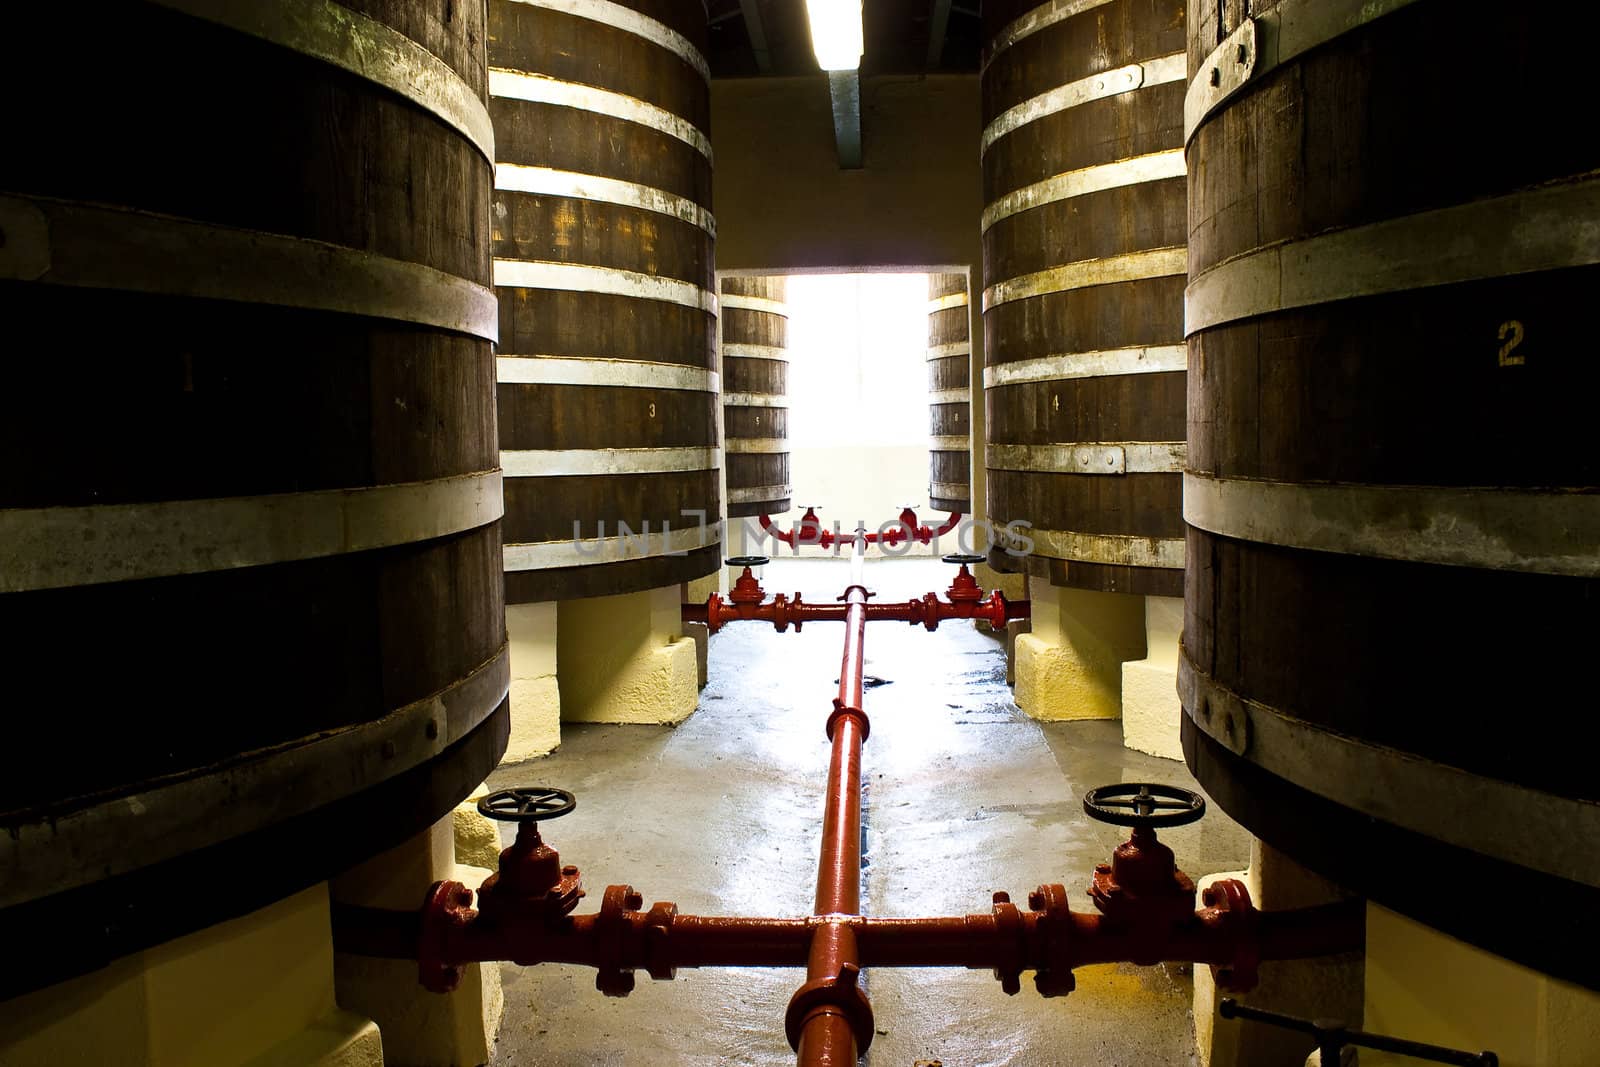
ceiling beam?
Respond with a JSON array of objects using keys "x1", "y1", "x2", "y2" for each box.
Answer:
[
  {"x1": 926, "y1": 0, "x2": 952, "y2": 69},
  {"x1": 827, "y1": 70, "x2": 862, "y2": 169},
  {"x1": 738, "y1": 0, "x2": 772, "y2": 72}
]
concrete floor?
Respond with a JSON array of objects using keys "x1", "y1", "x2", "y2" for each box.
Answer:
[{"x1": 487, "y1": 558, "x2": 1250, "y2": 1066}]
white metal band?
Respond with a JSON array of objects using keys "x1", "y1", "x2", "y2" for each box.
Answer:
[
  {"x1": 927, "y1": 342, "x2": 971, "y2": 362},
  {"x1": 981, "y1": 53, "x2": 1185, "y2": 157},
  {"x1": 982, "y1": 149, "x2": 1187, "y2": 233},
  {"x1": 984, "y1": 344, "x2": 1186, "y2": 388},
  {"x1": 929, "y1": 481, "x2": 972, "y2": 501},
  {"x1": 993, "y1": 524, "x2": 1185, "y2": 569},
  {"x1": 1184, "y1": 474, "x2": 1600, "y2": 577},
  {"x1": 1184, "y1": 0, "x2": 1425, "y2": 144},
  {"x1": 495, "y1": 163, "x2": 714, "y2": 235},
  {"x1": 153, "y1": 0, "x2": 495, "y2": 164},
  {"x1": 500, "y1": 0, "x2": 711, "y2": 83},
  {"x1": 989, "y1": 441, "x2": 1186, "y2": 475},
  {"x1": 501, "y1": 446, "x2": 716, "y2": 478},
  {"x1": 980, "y1": 0, "x2": 1119, "y2": 73},
  {"x1": 930, "y1": 435, "x2": 971, "y2": 451},
  {"x1": 929, "y1": 388, "x2": 969, "y2": 405},
  {"x1": 497, "y1": 355, "x2": 717, "y2": 392},
  {"x1": 1, "y1": 471, "x2": 503, "y2": 593},
  {"x1": 1186, "y1": 177, "x2": 1600, "y2": 336},
  {"x1": 723, "y1": 392, "x2": 787, "y2": 408},
  {"x1": 504, "y1": 521, "x2": 721, "y2": 570},
  {"x1": 725, "y1": 438, "x2": 787, "y2": 454},
  {"x1": 0, "y1": 196, "x2": 499, "y2": 341},
  {"x1": 927, "y1": 292, "x2": 969, "y2": 313},
  {"x1": 494, "y1": 258, "x2": 716, "y2": 313},
  {"x1": 722, "y1": 343, "x2": 789, "y2": 362},
  {"x1": 1179, "y1": 652, "x2": 1600, "y2": 888},
  {"x1": 720, "y1": 294, "x2": 790, "y2": 316},
  {"x1": 0, "y1": 645, "x2": 510, "y2": 906},
  {"x1": 488, "y1": 68, "x2": 712, "y2": 161},
  {"x1": 728, "y1": 484, "x2": 792, "y2": 504},
  {"x1": 983, "y1": 247, "x2": 1187, "y2": 312}
]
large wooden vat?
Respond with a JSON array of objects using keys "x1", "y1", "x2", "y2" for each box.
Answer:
[
  {"x1": 927, "y1": 273, "x2": 972, "y2": 514},
  {"x1": 0, "y1": 0, "x2": 506, "y2": 996},
  {"x1": 721, "y1": 276, "x2": 790, "y2": 518},
  {"x1": 980, "y1": 0, "x2": 1188, "y2": 595},
  {"x1": 490, "y1": 0, "x2": 721, "y2": 603},
  {"x1": 1180, "y1": 0, "x2": 1600, "y2": 986}
]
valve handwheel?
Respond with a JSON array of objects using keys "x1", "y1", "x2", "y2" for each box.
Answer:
[
  {"x1": 726, "y1": 556, "x2": 770, "y2": 568},
  {"x1": 477, "y1": 787, "x2": 577, "y2": 823},
  {"x1": 1082, "y1": 783, "x2": 1205, "y2": 828},
  {"x1": 941, "y1": 553, "x2": 985, "y2": 565}
]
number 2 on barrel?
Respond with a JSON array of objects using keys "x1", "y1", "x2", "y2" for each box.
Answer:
[{"x1": 1497, "y1": 320, "x2": 1526, "y2": 366}]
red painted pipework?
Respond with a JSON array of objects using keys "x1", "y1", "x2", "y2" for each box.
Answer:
[
  {"x1": 681, "y1": 574, "x2": 1029, "y2": 635},
  {"x1": 759, "y1": 507, "x2": 962, "y2": 549},
  {"x1": 795, "y1": 580, "x2": 871, "y2": 1066}
]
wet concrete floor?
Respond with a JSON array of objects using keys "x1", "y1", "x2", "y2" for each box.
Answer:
[{"x1": 487, "y1": 557, "x2": 1250, "y2": 1066}]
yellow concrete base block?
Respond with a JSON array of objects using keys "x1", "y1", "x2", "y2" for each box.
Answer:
[
  {"x1": 453, "y1": 786, "x2": 504, "y2": 872},
  {"x1": 1012, "y1": 577, "x2": 1145, "y2": 720},
  {"x1": 1195, "y1": 841, "x2": 1363, "y2": 1067},
  {"x1": 333, "y1": 822, "x2": 502, "y2": 1067},
  {"x1": 1363, "y1": 904, "x2": 1600, "y2": 1067},
  {"x1": 0, "y1": 885, "x2": 380, "y2": 1067},
  {"x1": 557, "y1": 584, "x2": 699, "y2": 724},
  {"x1": 1121, "y1": 595, "x2": 1183, "y2": 760},
  {"x1": 506, "y1": 602, "x2": 560, "y2": 762},
  {"x1": 683, "y1": 571, "x2": 720, "y2": 604}
]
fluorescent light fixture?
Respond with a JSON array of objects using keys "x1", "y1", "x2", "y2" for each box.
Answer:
[{"x1": 806, "y1": 0, "x2": 863, "y2": 71}]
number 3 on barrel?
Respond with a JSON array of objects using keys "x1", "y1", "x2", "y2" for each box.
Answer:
[{"x1": 1497, "y1": 320, "x2": 1526, "y2": 367}]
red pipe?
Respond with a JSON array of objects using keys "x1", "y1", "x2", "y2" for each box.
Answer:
[
  {"x1": 759, "y1": 507, "x2": 962, "y2": 549},
  {"x1": 795, "y1": 580, "x2": 871, "y2": 1066}
]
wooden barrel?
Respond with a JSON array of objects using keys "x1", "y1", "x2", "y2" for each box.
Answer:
[
  {"x1": 490, "y1": 0, "x2": 721, "y2": 602},
  {"x1": 927, "y1": 273, "x2": 972, "y2": 514},
  {"x1": 0, "y1": 0, "x2": 506, "y2": 996},
  {"x1": 980, "y1": 0, "x2": 1188, "y2": 595},
  {"x1": 721, "y1": 276, "x2": 790, "y2": 518},
  {"x1": 1180, "y1": 0, "x2": 1600, "y2": 987}
]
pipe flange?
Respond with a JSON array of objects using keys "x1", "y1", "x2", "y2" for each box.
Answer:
[
  {"x1": 990, "y1": 891, "x2": 1025, "y2": 995},
  {"x1": 1202, "y1": 878, "x2": 1261, "y2": 992},
  {"x1": 1027, "y1": 883, "x2": 1077, "y2": 998},
  {"x1": 826, "y1": 700, "x2": 870, "y2": 742},
  {"x1": 921, "y1": 592, "x2": 941, "y2": 631},
  {"x1": 783, "y1": 962, "x2": 875, "y2": 1053},
  {"x1": 418, "y1": 880, "x2": 476, "y2": 994},
  {"x1": 593, "y1": 883, "x2": 644, "y2": 997}
]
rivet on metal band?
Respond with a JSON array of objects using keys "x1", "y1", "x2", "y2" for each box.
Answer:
[
  {"x1": 728, "y1": 484, "x2": 793, "y2": 504},
  {"x1": 983, "y1": 345, "x2": 1186, "y2": 388},
  {"x1": 499, "y1": 0, "x2": 711, "y2": 83},
  {"x1": 501, "y1": 447, "x2": 718, "y2": 478},
  {"x1": 1182, "y1": 473, "x2": 1600, "y2": 577},
  {"x1": 988, "y1": 442, "x2": 1186, "y2": 475},
  {"x1": 0, "y1": 645, "x2": 511, "y2": 907},
  {"x1": 1184, "y1": 0, "x2": 1426, "y2": 144},
  {"x1": 152, "y1": 0, "x2": 495, "y2": 165},
  {"x1": 0, "y1": 195, "x2": 499, "y2": 341},
  {"x1": 496, "y1": 355, "x2": 718, "y2": 393},
  {"x1": 504, "y1": 522, "x2": 722, "y2": 570},
  {"x1": 0, "y1": 470, "x2": 505, "y2": 593},
  {"x1": 1185, "y1": 176, "x2": 1600, "y2": 336},
  {"x1": 981, "y1": 53, "x2": 1185, "y2": 157},
  {"x1": 1179, "y1": 649, "x2": 1600, "y2": 888},
  {"x1": 984, "y1": 247, "x2": 1187, "y2": 312}
]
